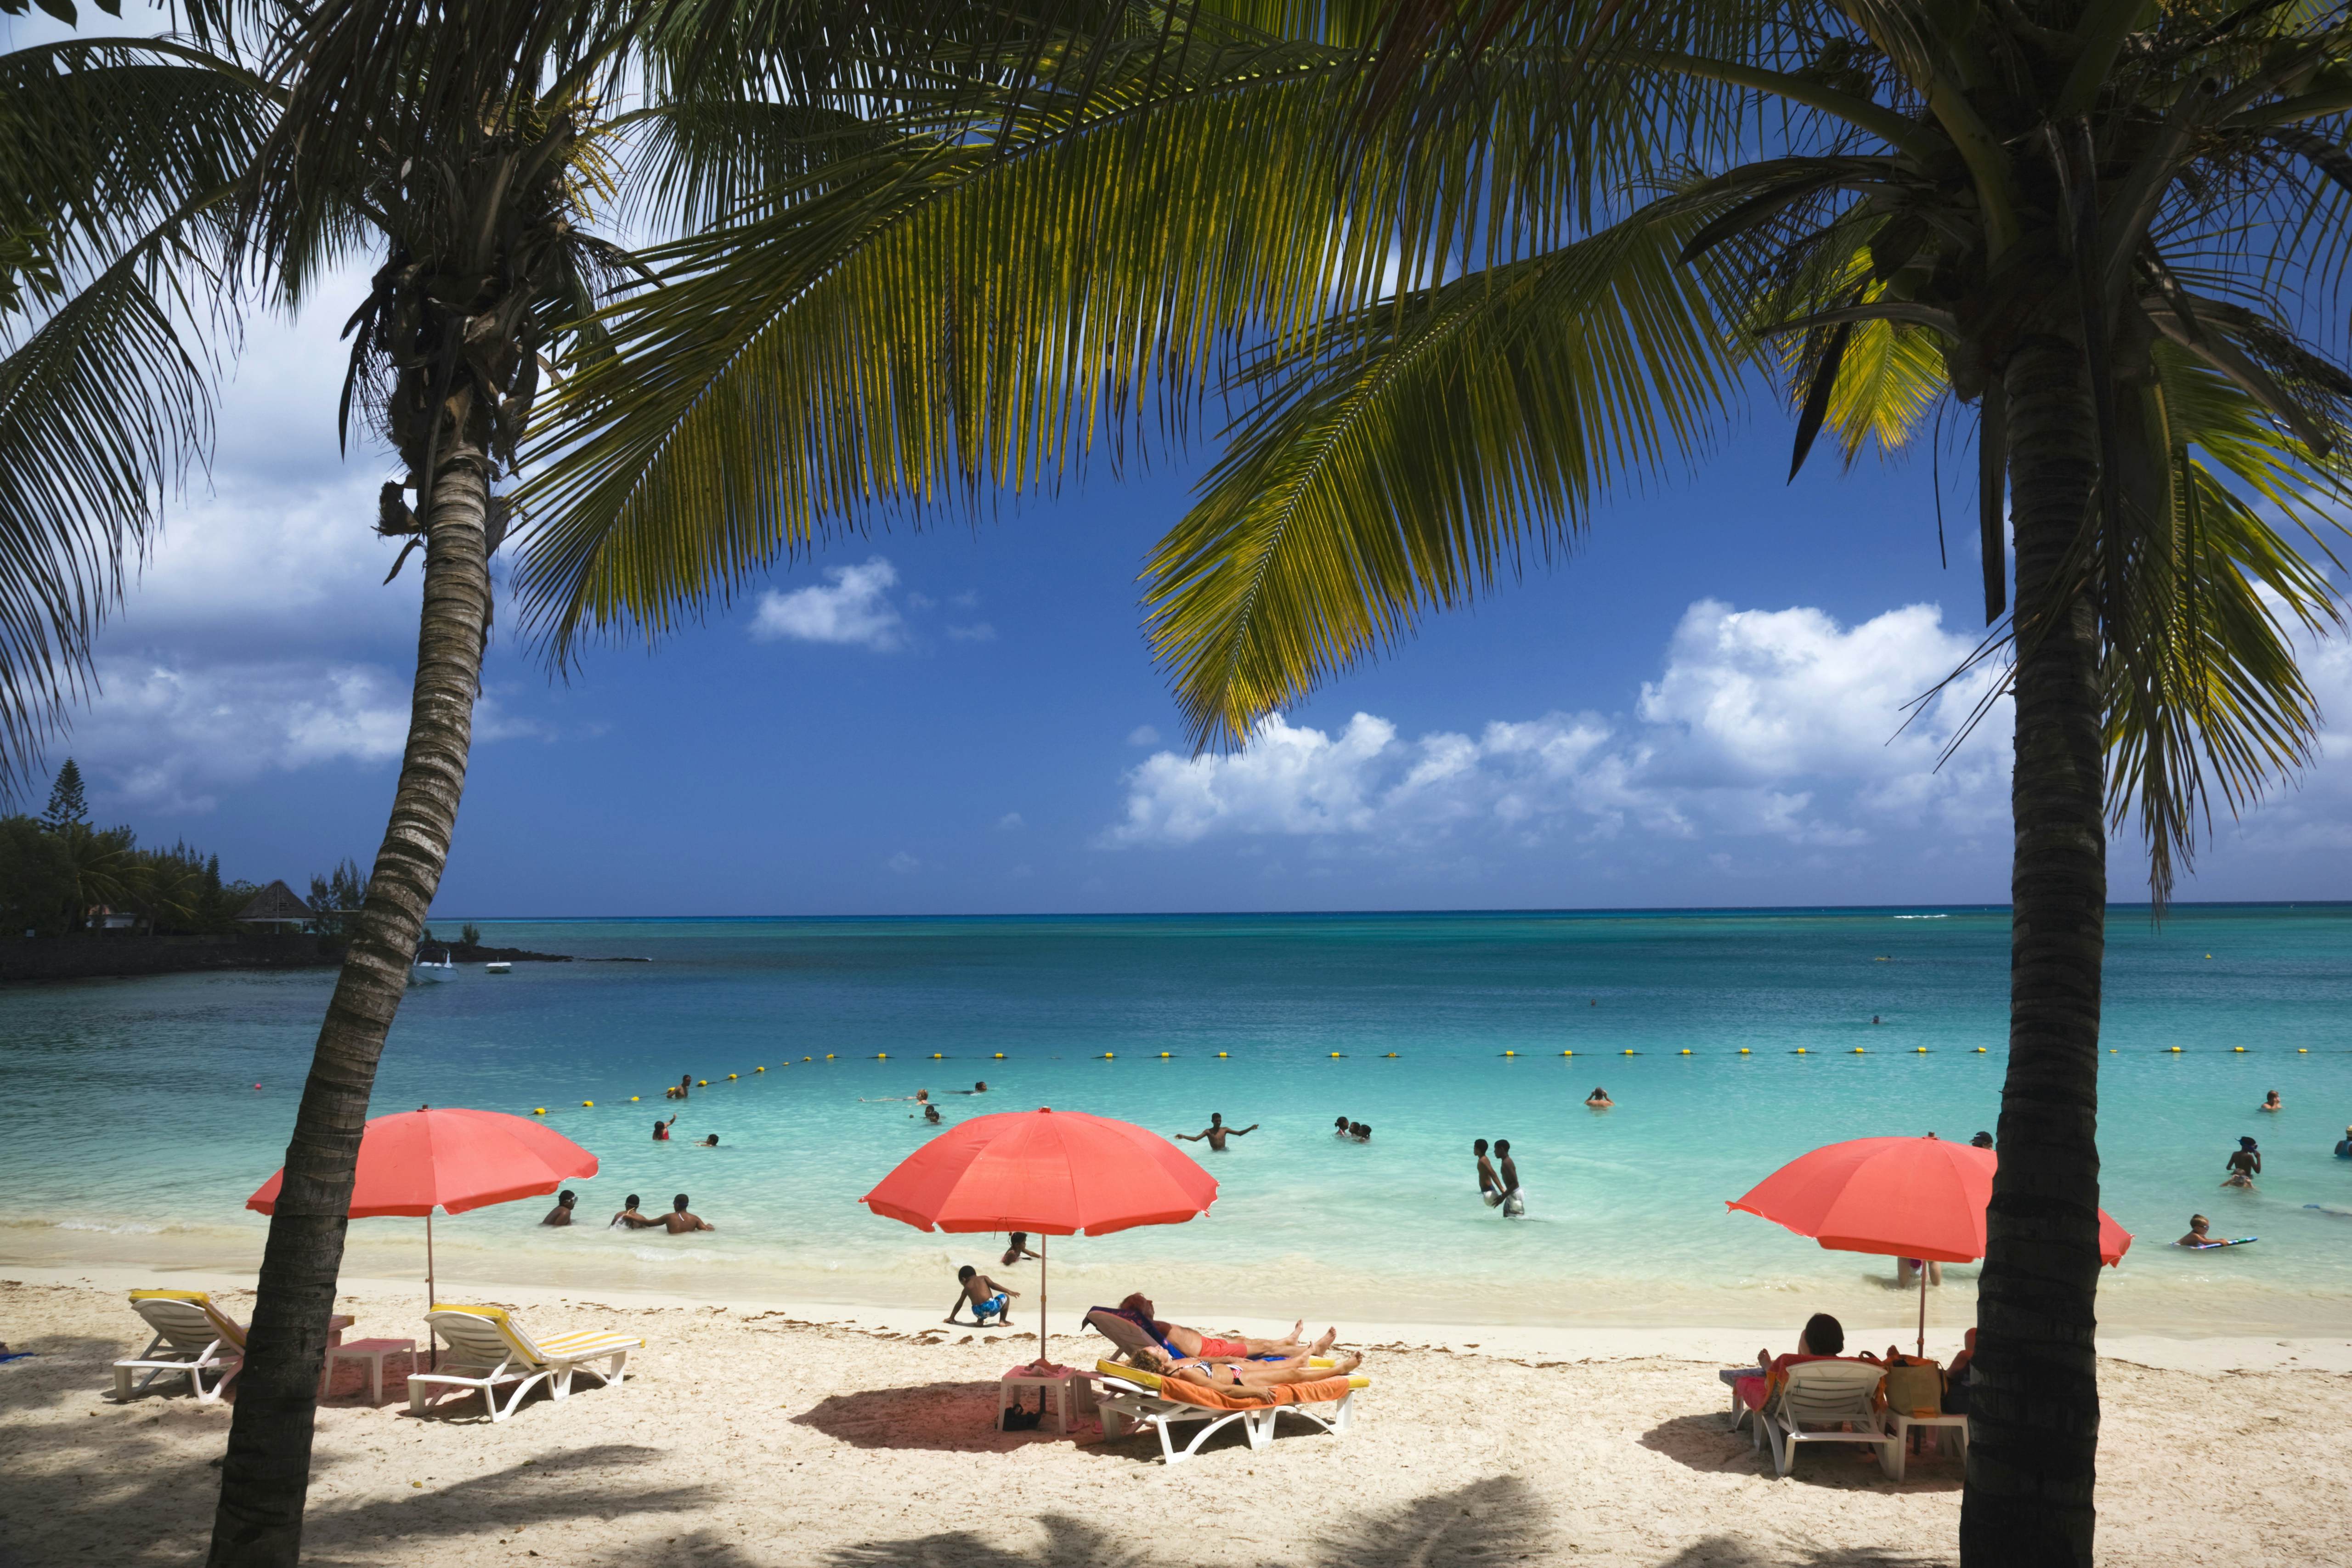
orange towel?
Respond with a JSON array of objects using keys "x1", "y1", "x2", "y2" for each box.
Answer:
[{"x1": 1150, "y1": 1376, "x2": 1356, "y2": 1411}]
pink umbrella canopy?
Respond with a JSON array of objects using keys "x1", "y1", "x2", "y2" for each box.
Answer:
[
  {"x1": 1727, "y1": 1136, "x2": 2132, "y2": 1265},
  {"x1": 247, "y1": 1108, "x2": 598, "y2": 1217}
]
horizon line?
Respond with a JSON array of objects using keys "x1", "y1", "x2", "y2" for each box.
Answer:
[{"x1": 435, "y1": 900, "x2": 2350, "y2": 923}]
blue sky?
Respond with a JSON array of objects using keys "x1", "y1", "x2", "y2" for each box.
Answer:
[
  {"x1": 15, "y1": 0, "x2": 2350, "y2": 915},
  {"x1": 37, "y1": 277, "x2": 2352, "y2": 919}
]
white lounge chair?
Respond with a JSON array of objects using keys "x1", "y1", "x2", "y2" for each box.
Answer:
[
  {"x1": 406, "y1": 1305, "x2": 643, "y2": 1423},
  {"x1": 1756, "y1": 1359, "x2": 1897, "y2": 1478},
  {"x1": 113, "y1": 1290, "x2": 245, "y2": 1402},
  {"x1": 1088, "y1": 1359, "x2": 1364, "y2": 1466}
]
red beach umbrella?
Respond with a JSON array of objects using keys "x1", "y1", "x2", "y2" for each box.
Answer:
[
  {"x1": 1728, "y1": 1135, "x2": 2131, "y2": 1355},
  {"x1": 859, "y1": 1106, "x2": 1218, "y2": 1365},
  {"x1": 248, "y1": 1108, "x2": 598, "y2": 1319}
]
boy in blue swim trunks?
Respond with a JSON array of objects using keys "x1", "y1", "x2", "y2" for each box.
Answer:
[{"x1": 949, "y1": 1265, "x2": 1019, "y2": 1326}]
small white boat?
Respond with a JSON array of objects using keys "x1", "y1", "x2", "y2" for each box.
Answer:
[
  {"x1": 485, "y1": 961, "x2": 511, "y2": 974},
  {"x1": 410, "y1": 950, "x2": 455, "y2": 985}
]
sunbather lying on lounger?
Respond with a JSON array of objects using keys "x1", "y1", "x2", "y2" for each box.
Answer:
[
  {"x1": 1114, "y1": 1293, "x2": 1335, "y2": 1361},
  {"x1": 1130, "y1": 1344, "x2": 1363, "y2": 1389}
]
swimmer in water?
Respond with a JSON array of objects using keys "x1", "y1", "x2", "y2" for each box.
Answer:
[
  {"x1": 2222, "y1": 1137, "x2": 2261, "y2": 1189},
  {"x1": 950, "y1": 1081, "x2": 988, "y2": 1094},
  {"x1": 2259, "y1": 1090, "x2": 2283, "y2": 1113},
  {"x1": 1000, "y1": 1231, "x2": 1041, "y2": 1266},
  {"x1": 1495, "y1": 1138, "x2": 1524, "y2": 1217},
  {"x1": 666, "y1": 1074, "x2": 691, "y2": 1101},
  {"x1": 1475, "y1": 1138, "x2": 1502, "y2": 1206},
  {"x1": 2337, "y1": 1125, "x2": 2352, "y2": 1160},
  {"x1": 609, "y1": 1193, "x2": 656, "y2": 1229},
  {"x1": 698, "y1": 1133, "x2": 720, "y2": 1147},
  {"x1": 540, "y1": 1189, "x2": 577, "y2": 1227},
  {"x1": 2177, "y1": 1214, "x2": 2223, "y2": 1247},
  {"x1": 864, "y1": 1088, "x2": 931, "y2": 1104},
  {"x1": 923, "y1": 1103, "x2": 941, "y2": 1123},
  {"x1": 1334, "y1": 1115, "x2": 1351, "y2": 1139},
  {"x1": 1970, "y1": 1131, "x2": 1994, "y2": 1149},
  {"x1": 1585, "y1": 1086, "x2": 1614, "y2": 1109},
  {"x1": 1351, "y1": 1122, "x2": 1371, "y2": 1142},
  {"x1": 652, "y1": 1115, "x2": 676, "y2": 1142},
  {"x1": 1175, "y1": 1112, "x2": 1258, "y2": 1152}
]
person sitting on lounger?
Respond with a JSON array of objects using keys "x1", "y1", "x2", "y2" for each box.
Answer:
[
  {"x1": 1730, "y1": 1313, "x2": 1855, "y2": 1415},
  {"x1": 658, "y1": 1193, "x2": 713, "y2": 1233},
  {"x1": 1130, "y1": 1344, "x2": 1363, "y2": 1390},
  {"x1": 1113, "y1": 1294, "x2": 1332, "y2": 1361},
  {"x1": 949, "y1": 1265, "x2": 1017, "y2": 1325},
  {"x1": 609, "y1": 1193, "x2": 656, "y2": 1228}
]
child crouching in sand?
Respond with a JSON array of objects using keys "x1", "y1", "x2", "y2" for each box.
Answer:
[{"x1": 948, "y1": 1265, "x2": 1018, "y2": 1325}]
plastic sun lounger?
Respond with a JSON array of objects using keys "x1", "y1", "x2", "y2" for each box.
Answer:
[
  {"x1": 1755, "y1": 1359, "x2": 1898, "y2": 1479},
  {"x1": 406, "y1": 1305, "x2": 644, "y2": 1423},
  {"x1": 113, "y1": 1290, "x2": 248, "y2": 1403},
  {"x1": 1088, "y1": 1359, "x2": 1365, "y2": 1466}
]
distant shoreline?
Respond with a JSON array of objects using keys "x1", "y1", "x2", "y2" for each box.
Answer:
[{"x1": 0, "y1": 934, "x2": 574, "y2": 987}]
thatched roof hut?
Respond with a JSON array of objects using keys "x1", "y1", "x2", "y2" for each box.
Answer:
[{"x1": 237, "y1": 880, "x2": 316, "y2": 929}]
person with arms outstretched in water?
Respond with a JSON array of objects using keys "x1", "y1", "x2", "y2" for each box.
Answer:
[{"x1": 1176, "y1": 1113, "x2": 1258, "y2": 1152}]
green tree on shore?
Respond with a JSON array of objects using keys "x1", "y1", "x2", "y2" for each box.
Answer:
[{"x1": 40, "y1": 758, "x2": 85, "y2": 829}]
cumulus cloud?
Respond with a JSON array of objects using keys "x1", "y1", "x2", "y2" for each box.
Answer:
[
  {"x1": 1103, "y1": 599, "x2": 2010, "y2": 856},
  {"x1": 751, "y1": 558, "x2": 904, "y2": 649},
  {"x1": 1126, "y1": 725, "x2": 1162, "y2": 747}
]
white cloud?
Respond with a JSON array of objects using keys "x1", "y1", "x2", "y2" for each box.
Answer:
[
  {"x1": 947, "y1": 622, "x2": 997, "y2": 643},
  {"x1": 1126, "y1": 725, "x2": 1162, "y2": 747},
  {"x1": 750, "y1": 558, "x2": 904, "y2": 650},
  {"x1": 886, "y1": 851, "x2": 920, "y2": 874},
  {"x1": 995, "y1": 812, "x2": 1025, "y2": 832},
  {"x1": 1103, "y1": 599, "x2": 2011, "y2": 856}
]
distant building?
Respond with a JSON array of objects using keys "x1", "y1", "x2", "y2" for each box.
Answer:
[
  {"x1": 237, "y1": 880, "x2": 317, "y2": 932},
  {"x1": 87, "y1": 907, "x2": 139, "y2": 931}
]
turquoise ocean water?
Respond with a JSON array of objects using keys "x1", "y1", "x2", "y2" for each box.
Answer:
[{"x1": 3, "y1": 907, "x2": 2348, "y2": 1338}]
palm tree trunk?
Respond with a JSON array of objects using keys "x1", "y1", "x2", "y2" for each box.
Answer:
[
  {"x1": 1959, "y1": 336, "x2": 2107, "y2": 1568},
  {"x1": 206, "y1": 433, "x2": 492, "y2": 1568}
]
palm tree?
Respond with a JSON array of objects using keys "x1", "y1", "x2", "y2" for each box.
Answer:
[{"x1": 519, "y1": 5, "x2": 2352, "y2": 1563}]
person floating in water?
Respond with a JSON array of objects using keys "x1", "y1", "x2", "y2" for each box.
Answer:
[
  {"x1": 1585, "y1": 1087, "x2": 1614, "y2": 1109},
  {"x1": 697, "y1": 1133, "x2": 720, "y2": 1147},
  {"x1": 1000, "y1": 1232, "x2": 1042, "y2": 1266},
  {"x1": 540, "y1": 1189, "x2": 577, "y2": 1227},
  {"x1": 865, "y1": 1088, "x2": 931, "y2": 1104},
  {"x1": 1176, "y1": 1113, "x2": 1258, "y2": 1152},
  {"x1": 2177, "y1": 1214, "x2": 2225, "y2": 1247},
  {"x1": 2259, "y1": 1090, "x2": 2283, "y2": 1113},
  {"x1": 658, "y1": 1193, "x2": 713, "y2": 1233},
  {"x1": 923, "y1": 1103, "x2": 942, "y2": 1123},
  {"x1": 1970, "y1": 1131, "x2": 1995, "y2": 1149},
  {"x1": 1494, "y1": 1138, "x2": 1524, "y2": 1217},
  {"x1": 948, "y1": 1265, "x2": 1018, "y2": 1325},
  {"x1": 652, "y1": 1115, "x2": 677, "y2": 1142},
  {"x1": 2222, "y1": 1137, "x2": 2262, "y2": 1189},
  {"x1": 1333, "y1": 1115, "x2": 1351, "y2": 1139},
  {"x1": 1475, "y1": 1138, "x2": 1502, "y2": 1205},
  {"x1": 951, "y1": 1081, "x2": 988, "y2": 1094}
]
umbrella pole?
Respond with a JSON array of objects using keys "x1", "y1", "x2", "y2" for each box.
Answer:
[
  {"x1": 1036, "y1": 1233, "x2": 1049, "y2": 1369},
  {"x1": 427, "y1": 1211, "x2": 438, "y2": 1371},
  {"x1": 1916, "y1": 1266, "x2": 1926, "y2": 1360}
]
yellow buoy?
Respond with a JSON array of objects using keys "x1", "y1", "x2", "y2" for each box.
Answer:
[
  {"x1": 1163, "y1": 1052, "x2": 1176, "y2": 1059},
  {"x1": 1560, "y1": 1049, "x2": 1573, "y2": 1057},
  {"x1": 1738, "y1": 1047, "x2": 1751, "y2": 1055},
  {"x1": 824, "y1": 1054, "x2": 834, "y2": 1060},
  {"x1": 1329, "y1": 1051, "x2": 1342, "y2": 1058},
  {"x1": 630, "y1": 1095, "x2": 640, "y2": 1101},
  {"x1": 754, "y1": 1066, "x2": 764, "y2": 1073},
  {"x1": 727, "y1": 1073, "x2": 738, "y2": 1080},
  {"x1": 1974, "y1": 1047, "x2": 1987, "y2": 1054},
  {"x1": 2206, "y1": 953, "x2": 2212, "y2": 959},
  {"x1": 1917, "y1": 1047, "x2": 1928, "y2": 1054},
  {"x1": 1795, "y1": 1048, "x2": 1808, "y2": 1055},
  {"x1": 803, "y1": 1056, "x2": 812, "y2": 1062},
  {"x1": 930, "y1": 1053, "x2": 943, "y2": 1059},
  {"x1": 1679, "y1": 1049, "x2": 1692, "y2": 1056},
  {"x1": 532, "y1": 1107, "x2": 546, "y2": 1115},
  {"x1": 2168, "y1": 1046, "x2": 2183, "y2": 1053},
  {"x1": 1100, "y1": 1052, "x2": 1114, "y2": 1060},
  {"x1": 1853, "y1": 1047, "x2": 1866, "y2": 1054},
  {"x1": 1622, "y1": 1049, "x2": 1635, "y2": 1056},
  {"x1": 1216, "y1": 1051, "x2": 1229, "y2": 1058},
  {"x1": 1383, "y1": 1052, "x2": 1398, "y2": 1058},
  {"x1": 2233, "y1": 1046, "x2": 2247, "y2": 1053},
  {"x1": 1502, "y1": 1050, "x2": 1517, "y2": 1058},
  {"x1": 697, "y1": 1079, "x2": 709, "y2": 1086},
  {"x1": 993, "y1": 1053, "x2": 1006, "y2": 1059},
  {"x1": 582, "y1": 1100, "x2": 594, "y2": 1107},
  {"x1": 2298, "y1": 1047, "x2": 2308, "y2": 1053}
]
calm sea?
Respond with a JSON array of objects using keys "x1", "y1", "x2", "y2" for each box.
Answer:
[{"x1": 4, "y1": 908, "x2": 2348, "y2": 1336}]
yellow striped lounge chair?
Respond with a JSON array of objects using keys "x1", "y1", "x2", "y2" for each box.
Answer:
[
  {"x1": 113, "y1": 1290, "x2": 247, "y2": 1402},
  {"x1": 407, "y1": 1305, "x2": 643, "y2": 1423}
]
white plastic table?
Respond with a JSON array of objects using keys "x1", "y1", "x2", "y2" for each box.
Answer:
[
  {"x1": 320, "y1": 1337, "x2": 416, "y2": 1404},
  {"x1": 998, "y1": 1362, "x2": 1082, "y2": 1434},
  {"x1": 1885, "y1": 1411, "x2": 1968, "y2": 1480}
]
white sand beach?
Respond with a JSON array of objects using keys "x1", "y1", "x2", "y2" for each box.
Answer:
[{"x1": 5, "y1": 1267, "x2": 2348, "y2": 1568}]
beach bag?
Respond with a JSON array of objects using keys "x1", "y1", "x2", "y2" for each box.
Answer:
[{"x1": 1882, "y1": 1359, "x2": 1943, "y2": 1417}]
